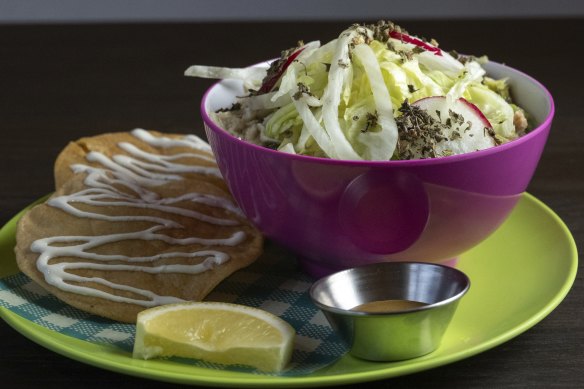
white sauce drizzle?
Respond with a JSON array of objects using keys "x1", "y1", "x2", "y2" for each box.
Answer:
[{"x1": 32, "y1": 129, "x2": 246, "y2": 307}]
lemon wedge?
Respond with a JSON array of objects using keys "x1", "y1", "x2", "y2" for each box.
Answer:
[{"x1": 132, "y1": 302, "x2": 295, "y2": 372}]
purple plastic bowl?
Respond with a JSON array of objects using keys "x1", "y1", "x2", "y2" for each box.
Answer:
[{"x1": 201, "y1": 61, "x2": 554, "y2": 277}]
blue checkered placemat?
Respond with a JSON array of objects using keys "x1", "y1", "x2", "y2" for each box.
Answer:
[{"x1": 0, "y1": 245, "x2": 347, "y2": 376}]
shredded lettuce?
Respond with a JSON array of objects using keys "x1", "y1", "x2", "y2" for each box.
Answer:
[
  {"x1": 187, "y1": 21, "x2": 527, "y2": 160},
  {"x1": 463, "y1": 84, "x2": 515, "y2": 138},
  {"x1": 352, "y1": 43, "x2": 398, "y2": 160}
]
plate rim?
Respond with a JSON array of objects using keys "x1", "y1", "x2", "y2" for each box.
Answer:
[{"x1": 0, "y1": 192, "x2": 578, "y2": 387}]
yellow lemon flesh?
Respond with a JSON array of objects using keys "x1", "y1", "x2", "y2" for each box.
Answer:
[{"x1": 133, "y1": 302, "x2": 295, "y2": 372}]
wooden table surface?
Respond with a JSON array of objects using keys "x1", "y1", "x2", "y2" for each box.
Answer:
[{"x1": 0, "y1": 19, "x2": 582, "y2": 388}]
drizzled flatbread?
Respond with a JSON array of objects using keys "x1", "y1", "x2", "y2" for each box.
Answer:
[
  {"x1": 53, "y1": 130, "x2": 228, "y2": 192},
  {"x1": 15, "y1": 129, "x2": 263, "y2": 323}
]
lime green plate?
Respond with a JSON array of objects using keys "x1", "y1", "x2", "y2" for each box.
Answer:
[{"x1": 0, "y1": 193, "x2": 578, "y2": 387}]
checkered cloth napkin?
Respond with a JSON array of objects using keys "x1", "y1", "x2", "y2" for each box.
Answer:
[{"x1": 0, "y1": 243, "x2": 347, "y2": 376}]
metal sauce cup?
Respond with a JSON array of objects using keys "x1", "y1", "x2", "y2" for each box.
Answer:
[{"x1": 309, "y1": 262, "x2": 470, "y2": 361}]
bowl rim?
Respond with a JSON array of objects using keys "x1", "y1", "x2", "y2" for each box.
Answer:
[
  {"x1": 200, "y1": 59, "x2": 555, "y2": 166},
  {"x1": 308, "y1": 261, "x2": 471, "y2": 317}
]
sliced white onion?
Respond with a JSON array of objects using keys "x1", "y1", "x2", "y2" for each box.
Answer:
[
  {"x1": 321, "y1": 31, "x2": 362, "y2": 160},
  {"x1": 184, "y1": 65, "x2": 266, "y2": 82},
  {"x1": 271, "y1": 63, "x2": 299, "y2": 102},
  {"x1": 300, "y1": 39, "x2": 338, "y2": 67},
  {"x1": 238, "y1": 92, "x2": 291, "y2": 110},
  {"x1": 184, "y1": 64, "x2": 266, "y2": 90},
  {"x1": 416, "y1": 49, "x2": 464, "y2": 78},
  {"x1": 278, "y1": 143, "x2": 297, "y2": 154},
  {"x1": 446, "y1": 61, "x2": 485, "y2": 105},
  {"x1": 352, "y1": 43, "x2": 398, "y2": 160},
  {"x1": 296, "y1": 125, "x2": 312, "y2": 151},
  {"x1": 293, "y1": 100, "x2": 337, "y2": 158},
  {"x1": 295, "y1": 40, "x2": 322, "y2": 62}
]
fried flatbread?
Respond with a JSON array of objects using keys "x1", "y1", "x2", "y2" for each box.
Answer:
[
  {"x1": 54, "y1": 129, "x2": 229, "y2": 192},
  {"x1": 15, "y1": 129, "x2": 262, "y2": 323}
]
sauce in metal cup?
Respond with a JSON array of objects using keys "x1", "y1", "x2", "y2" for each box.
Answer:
[{"x1": 309, "y1": 261, "x2": 470, "y2": 361}]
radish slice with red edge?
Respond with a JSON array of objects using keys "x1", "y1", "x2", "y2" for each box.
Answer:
[
  {"x1": 259, "y1": 47, "x2": 306, "y2": 93},
  {"x1": 388, "y1": 31, "x2": 442, "y2": 57},
  {"x1": 413, "y1": 96, "x2": 492, "y2": 128},
  {"x1": 409, "y1": 96, "x2": 496, "y2": 158}
]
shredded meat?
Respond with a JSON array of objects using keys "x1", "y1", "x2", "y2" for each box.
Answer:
[{"x1": 513, "y1": 110, "x2": 529, "y2": 135}]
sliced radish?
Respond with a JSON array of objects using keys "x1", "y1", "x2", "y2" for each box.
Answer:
[
  {"x1": 410, "y1": 96, "x2": 495, "y2": 157},
  {"x1": 259, "y1": 47, "x2": 305, "y2": 93},
  {"x1": 457, "y1": 98, "x2": 492, "y2": 128},
  {"x1": 388, "y1": 31, "x2": 442, "y2": 56}
]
